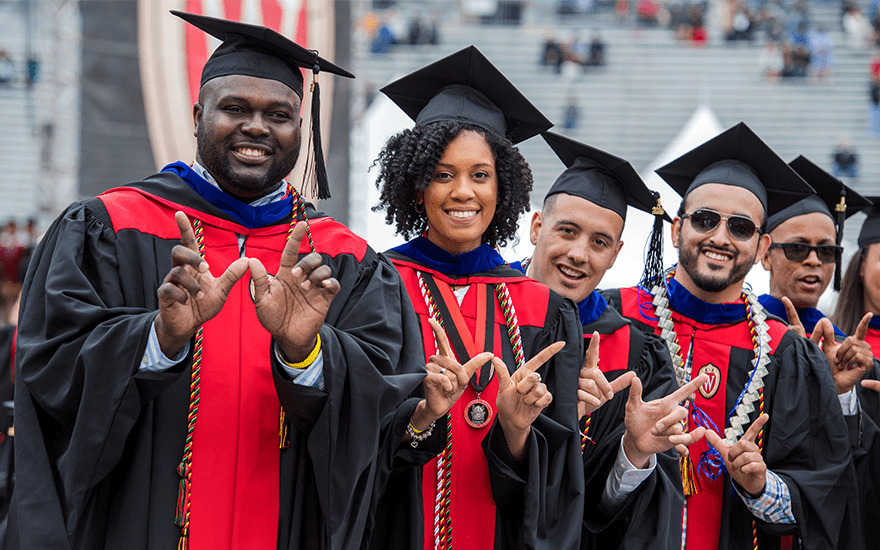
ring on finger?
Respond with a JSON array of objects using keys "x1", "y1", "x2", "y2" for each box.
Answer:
[
  {"x1": 534, "y1": 372, "x2": 542, "y2": 383},
  {"x1": 439, "y1": 367, "x2": 446, "y2": 375}
]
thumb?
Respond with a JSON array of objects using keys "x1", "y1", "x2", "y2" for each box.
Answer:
[
  {"x1": 248, "y1": 258, "x2": 269, "y2": 302},
  {"x1": 217, "y1": 257, "x2": 250, "y2": 296},
  {"x1": 627, "y1": 374, "x2": 643, "y2": 406},
  {"x1": 704, "y1": 429, "x2": 729, "y2": 461},
  {"x1": 493, "y1": 357, "x2": 512, "y2": 392}
]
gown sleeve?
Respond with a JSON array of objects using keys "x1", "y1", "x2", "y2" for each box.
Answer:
[{"x1": 580, "y1": 330, "x2": 684, "y2": 550}]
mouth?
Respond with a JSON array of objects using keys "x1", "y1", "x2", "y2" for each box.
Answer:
[
  {"x1": 231, "y1": 144, "x2": 272, "y2": 163},
  {"x1": 701, "y1": 246, "x2": 734, "y2": 264},
  {"x1": 798, "y1": 274, "x2": 822, "y2": 289},
  {"x1": 556, "y1": 263, "x2": 587, "y2": 284},
  {"x1": 446, "y1": 209, "x2": 479, "y2": 221}
]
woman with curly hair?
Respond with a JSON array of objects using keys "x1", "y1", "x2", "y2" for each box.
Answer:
[{"x1": 365, "y1": 47, "x2": 585, "y2": 550}]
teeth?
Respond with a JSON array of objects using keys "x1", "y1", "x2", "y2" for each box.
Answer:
[
  {"x1": 449, "y1": 211, "x2": 477, "y2": 219},
  {"x1": 237, "y1": 147, "x2": 266, "y2": 158},
  {"x1": 559, "y1": 265, "x2": 583, "y2": 278},
  {"x1": 704, "y1": 251, "x2": 730, "y2": 261}
]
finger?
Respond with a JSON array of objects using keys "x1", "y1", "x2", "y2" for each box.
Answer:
[
  {"x1": 428, "y1": 318, "x2": 455, "y2": 359},
  {"x1": 515, "y1": 372, "x2": 540, "y2": 395},
  {"x1": 654, "y1": 406, "x2": 687, "y2": 434},
  {"x1": 579, "y1": 377, "x2": 598, "y2": 394},
  {"x1": 590, "y1": 365, "x2": 614, "y2": 401},
  {"x1": 524, "y1": 386, "x2": 553, "y2": 409},
  {"x1": 739, "y1": 462, "x2": 767, "y2": 476},
  {"x1": 301, "y1": 264, "x2": 332, "y2": 291},
  {"x1": 610, "y1": 371, "x2": 636, "y2": 394},
  {"x1": 814, "y1": 318, "x2": 836, "y2": 346},
  {"x1": 175, "y1": 212, "x2": 202, "y2": 258},
  {"x1": 533, "y1": 389, "x2": 553, "y2": 409},
  {"x1": 578, "y1": 389, "x2": 602, "y2": 407},
  {"x1": 669, "y1": 426, "x2": 707, "y2": 446},
  {"x1": 855, "y1": 312, "x2": 873, "y2": 341},
  {"x1": 741, "y1": 413, "x2": 769, "y2": 444},
  {"x1": 781, "y1": 296, "x2": 805, "y2": 338},
  {"x1": 424, "y1": 371, "x2": 455, "y2": 394},
  {"x1": 248, "y1": 258, "x2": 269, "y2": 302},
  {"x1": 861, "y1": 379, "x2": 880, "y2": 392},
  {"x1": 704, "y1": 429, "x2": 730, "y2": 461},
  {"x1": 157, "y1": 281, "x2": 190, "y2": 306},
  {"x1": 171, "y1": 244, "x2": 208, "y2": 273},
  {"x1": 730, "y1": 449, "x2": 763, "y2": 471},
  {"x1": 165, "y1": 265, "x2": 203, "y2": 299},
  {"x1": 675, "y1": 444, "x2": 689, "y2": 457},
  {"x1": 584, "y1": 331, "x2": 600, "y2": 369},
  {"x1": 292, "y1": 252, "x2": 323, "y2": 282},
  {"x1": 280, "y1": 221, "x2": 307, "y2": 270},
  {"x1": 493, "y1": 357, "x2": 512, "y2": 391},
  {"x1": 216, "y1": 257, "x2": 250, "y2": 297},
  {"x1": 627, "y1": 373, "x2": 644, "y2": 407},
  {"x1": 319, "y1": 276, "x2": 341, "y2": 299},
  {"x1": 460, "y1": 352, "x2": 495, "y2": 387},
  {"x1": 520, "y1": 341, "x2": 565, "y2": 378},
  {"x1": 668, "y1": 373, "x2": 710, "y2": 404}
]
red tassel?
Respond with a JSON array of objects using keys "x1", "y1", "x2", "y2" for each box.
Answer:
[{"x1": 680, "y1": 455, "x2": 700, "y2": 496}]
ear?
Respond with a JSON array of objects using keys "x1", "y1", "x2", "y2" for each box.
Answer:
[
  {"x1": 608, "y1": 239, "x2": 624, "y2": 269},
  {"x1": 529, "y1": 211, "x2": 543, "y2": 246},
  {"x1": 414, "y1": 190, "x2": 424, "y2": 207},
  {"x1": 755, "y1": 233, "x2": 772, "y2": 265},
  {"x1": 193, "y1": 102, "x2": 203, "y2": 137},
  {"x1": 670, "y1": 218, "x2": 682, "y2": 249}
]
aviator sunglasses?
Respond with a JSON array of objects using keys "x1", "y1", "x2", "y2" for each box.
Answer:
[
  {"x1": 768, "y1": 242, "x2": 842, "y2": 264},
  {"x1": 680, "y1": 209, "x2": 759, "y2": 241}
]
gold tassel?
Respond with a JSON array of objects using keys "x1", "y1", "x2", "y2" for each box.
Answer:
[
  {"x1": 279, "y1": 408, "x2": 290, "y2": 449},
  {"x1": 680, "y1": 455, "x2": 700, "y2": 496}
]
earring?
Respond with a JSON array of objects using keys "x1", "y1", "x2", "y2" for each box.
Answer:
[{"x1": 415, "y1": 202, "x2": 425, "y2": 214}]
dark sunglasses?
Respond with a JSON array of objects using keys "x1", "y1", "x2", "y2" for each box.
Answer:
[
  {"x1": 769, "y1": 242, "x2": 842, "y2": 264},
  {"x1": 680, "y1": 209, "x2": 759, "y2": 241}
]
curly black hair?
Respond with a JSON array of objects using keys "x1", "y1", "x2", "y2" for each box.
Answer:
[{"x1": 372, "y1": 121, "x2": 533, "y2": 249}]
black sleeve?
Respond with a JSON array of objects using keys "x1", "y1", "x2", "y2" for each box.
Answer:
[
  {"x1": 852, "y1": 362, "x2": 880, "y2": 548},
  {"x1": 580, "y1": 331, "x2": 684, "y2": 550}
]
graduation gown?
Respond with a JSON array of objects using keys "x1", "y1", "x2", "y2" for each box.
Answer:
[
  {"x1": 604, "y1": 280, "x2": 862, "y2": 550},
  {"x1": 851, "y1": 319, "x2": 880, "y2": 549},
  {"x1": 369, "y1": 238, "x2": 584, "y2": 550},
  {"x1": 576, "y1": 292, "x2": 684, "y2": 550},
  {"x1": 9, "y1": 170, "x2": 426, "y2": 550}
]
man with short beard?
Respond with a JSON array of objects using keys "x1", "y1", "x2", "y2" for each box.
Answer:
[
  {"x1": 604, "y1": 123, "x2": 863, "y2": 550},
  {"x1": 8, "y1": 12, "x2": 426, "y2": 550}
]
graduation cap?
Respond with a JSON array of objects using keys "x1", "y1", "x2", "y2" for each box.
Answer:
[
  {"x1": 541, "y1": 131, "x2": 671, "y2": 289},
  {"x1": 858, "y1": 197, "x2": 880, "y2": 248},
  {"x1": 768, "y1": 156, "x2": 873, "y2": 290},
  {"x1": 655, "y1": 122, "x2": 815, "y2": 218},
  {"x1": 172, "y1": 10, "x2": 355, "y2": 199},
  {"x1": 380, "y1": 46, "x2": 552, "y2": 144}
]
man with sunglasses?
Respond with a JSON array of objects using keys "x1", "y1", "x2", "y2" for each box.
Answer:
[
  {"x1": 604, "y1": 123, "x2": 862, "y2": 550},
  {"x1": 517, "y1": 132, "x2": 708, "y2": 550}
]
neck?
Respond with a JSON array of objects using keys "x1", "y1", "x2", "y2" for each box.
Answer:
[
  {"x1": 673, "y1": 267, "x2": 745, "y2": 304},
  {"x1": 770, "y1": 289, "x2": 817, "y2": 310}
]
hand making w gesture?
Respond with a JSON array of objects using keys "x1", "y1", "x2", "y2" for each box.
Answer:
[
  {"x1": 705, "y1": 413, "x2": 770, "y2": 497},
  {"x1": 493, "y1": 341, "x2": 565, "y2": 460},
  {"x1": 578, "y1": 331, "x2": 637, "y2": 420},
  {"x1": 155, "y1": 211, "x2": 249, "y2": 357}
]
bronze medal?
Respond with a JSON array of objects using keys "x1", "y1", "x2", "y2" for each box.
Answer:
[{"x1": 465, "y1": 398, "x2": 493, "y2": 428}]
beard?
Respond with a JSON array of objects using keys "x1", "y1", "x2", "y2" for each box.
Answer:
[
  {"x1": 196, "y1": 122, "x2": 301, "y2": 200},
  {"x1": 677, "y1": 233, "x2": 756, "y2": 294}
]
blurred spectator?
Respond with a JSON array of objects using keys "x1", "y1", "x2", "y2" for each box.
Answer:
[
  {"x1": 726, "y1": 0, "x2": 755, "y2": 41},
  {"x1": 0, "y1": 51, "x2": 14, "y2": 87},
  {"x1": 869, "y1": 51, "x2": 880, "y2": 136},
  {"x1": 407, "y1": 16, "x2": 424, "y2": 45},
  {"x1": 563, "y1": 96, "x2": 580, "y2": 130},
  {"x1": 832, "y1": 137, "x2": 858, "y2": 178},
  {"x1": 759, "y1": 39, "x2": 784, "y2": 82},
  {"x1": 782, "y1": 42, "x2": 810, "y2": 77},
  {"x1": 557, "y1": 0, "x2": 594, "y2": 16},
  {"x1": 755, "y1": 2, "x2": 786, "y2": 43},
  {"x1": 808, "y1": 25, "x2": 834, "y2": 82},
  {"x1": 616, "y1": 0, "x2": 631, "y2": 22},
  {"x1": 0, "y1": 220, "x2": 25, "y2": 325},
  {"x1": 844, "y1": 6, "x2": 874, "y2": 49},
  {"x1": 370, "y1": 11, "x2": 398, "y2": 54},
  {"x1": 637, "y1": 0, "x2": 661, "y2": 26},
  {"x1": 587, "y1": 34, "x2": 606, "y2": 66},
  {"x1": 540, "y1": 35, "x2": 564, "y2": 73},
  {"x1": 405, "y1": 15, "x2": 440, "y2": 45}
]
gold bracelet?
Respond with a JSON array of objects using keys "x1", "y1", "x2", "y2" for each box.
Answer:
[{"x1": 280, "y1": 334, "x2": 322, "y2": 369}]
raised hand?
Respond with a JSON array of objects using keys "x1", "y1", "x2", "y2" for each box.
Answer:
[
  {"x1": 705, "y1": 414, "x2": 770, "y2": 497},
  {"x1": 155, "y1": 211, "x2": 249, "y2": 357},
  {"x1": 249, "y1": 221, "x2": 340, "y2": 363},
  {"x1": 578, "y1": 331, "x2": 637, "y2": 420},
  {"x1": 411, "y1": 318, "x2": 493, "y2": 430},
  {"x1": 781, "y1": 296, "x2": 806, "y2": 338},
  {"x1": 621, "y1": 374, "x2": 709, "y2": 468},
  {"x1": 833, "y1": 313, "x2": 875, "y2": 394},
  {"x1": 493, "y1": 341, "x2": 565, "y2": 460}
]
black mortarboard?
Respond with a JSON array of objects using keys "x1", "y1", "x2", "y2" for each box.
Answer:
[
  {"x1": 380, "y1": 46, "x2": 552, "y2": 144},
  {"x1": 769, "y1": 156, "x2": 873, "y2": 290},
  {"x1": 858, "y1": 197, "x2": 880, "y2": 248},
  {"x1": 655, "y1": 122, "x2": 815, "y2": 217},
  {"x1": 541, "y1": 131, "x2": 670, "y2": 289},
  {"x1": 172, "y1": 10, "x2": 355, "y2": 199}
]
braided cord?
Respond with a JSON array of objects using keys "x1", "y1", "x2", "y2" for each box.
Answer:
[{"x1": 494, "y1": 282, "x2": 525, "y2": 370}]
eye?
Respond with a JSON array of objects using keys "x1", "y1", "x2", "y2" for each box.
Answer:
[
  {"x1": 270, "y1": 111, "x2": 292, "y2": 120},
  {"x1": 472, "y1": 170, "x2": 491, "y2": 180},
  {"x1": 223, "y1": 105, "x2": 245, "y2": 114},
  {"x1": 432, "y1": 171, "x2": 453, "y2": 181},
  {"x1": 593, "y1": 238, "x2": 608, "y2": 249}
]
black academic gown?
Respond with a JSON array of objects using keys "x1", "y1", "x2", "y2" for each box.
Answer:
[
  {"x1": 851, "y1": 328, "x2": 880, "y2": 550},
  {"x1": 579, "y1": 302, "x2": 684, "y2": 550},
  {"x1": 367, "y1": 246, "x2": 585, "y2": 550},
  {"x1": 0, "y1": 324, "x2": 14, "y2": 545},
  {"x1": 604, "y1": 285, "x2": 863, "y2": 550},
  {"x1": 8, "y1": 172, "x2": 426, "y2": 550}
]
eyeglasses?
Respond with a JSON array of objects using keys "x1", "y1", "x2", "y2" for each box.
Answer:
[
  {"x1": 680, "y1": 209, "x2": 759, "y2": 241},
  {"x1": 769, "y1": 242, "x2": 842, "y2": 264}
]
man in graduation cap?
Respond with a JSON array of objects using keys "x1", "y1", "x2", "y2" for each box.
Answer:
[
  {"x1": 519, "y1": 132, "x2": 708, "y2": 550},
  {"x1": 8, "y1": 11, "x2": 426, "y2": 550},
  {"x1": 604, "y1": 122, "x2": 863, "y2": 550}
]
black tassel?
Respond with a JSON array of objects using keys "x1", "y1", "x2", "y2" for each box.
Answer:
[
  {"x1": 834, "y1": 188, "x2": 846, "y2": 291},
  {"x1": 641, "y1": 191, "x2": 665, "y2": 290},
  {"x1": 310, "y1": 62, "x2": 331, "y2": 200}
]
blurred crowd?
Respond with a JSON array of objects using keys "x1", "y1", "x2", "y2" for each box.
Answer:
[{"x1": 0, "y1": 219, "x2": 37, "y2": 326}]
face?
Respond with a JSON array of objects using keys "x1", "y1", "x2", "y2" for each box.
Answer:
[
  {"x1": 861, "y1": 243, "x2": 880, "y2": 315},
  {"x1": 528, "y1": 193, "x2": 624, "y2": 303},
  {"x1": 194, "y1": 75, "x2": 302, "y2": 201},
  {"x1": 761, "y1": 212, "x2": 836, "y2": 308},
  {"x1": 671, "y1": 183, "x2": 771, "y2": 302},
  {"x1": 418, "y1": 131, "x2": 498, "y2": 255}
]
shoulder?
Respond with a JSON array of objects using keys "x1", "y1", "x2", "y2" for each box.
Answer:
[{"x1": 307, "y1": 216, "x2": 370, "y2": 263}]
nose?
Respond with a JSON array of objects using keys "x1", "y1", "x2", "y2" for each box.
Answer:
[
  {"x1": 705, "y1": 220, "x2": 734, "y2": 246},
  {"x1": 449, "y1": 176, "x2": 476, "y2": 200},
  {"x1": 241, "y1": 113, "x2": 270, "y2": 137},
  {"x1": 804, "y1": 249, "x2": 822, "y2": 267},
  {"x1": 567, "y1": 238, "x2": 588, "y2": 265}
]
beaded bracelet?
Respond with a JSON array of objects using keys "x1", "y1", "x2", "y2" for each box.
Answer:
[{"x1": 406, "y1": 420, "x2": 436, "y2": 448}]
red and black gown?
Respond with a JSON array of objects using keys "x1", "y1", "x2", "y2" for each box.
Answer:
[
  {"x1": 369, "y1": 237, "x2": 584, "y2": 550},
  {"x1": 9, "y1": 165, "x2": 426, "y2": 550},
  {"x1": 604, "y1": 279, "x2": 862, "y2": 550}
]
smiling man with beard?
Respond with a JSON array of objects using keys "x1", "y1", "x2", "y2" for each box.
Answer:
[
  {"x1": 7, "y1": 12, "x2": 426, "y2": 550},
  {"x1": 604, "y1": 123, "x2": 863, "y2": 550}
]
